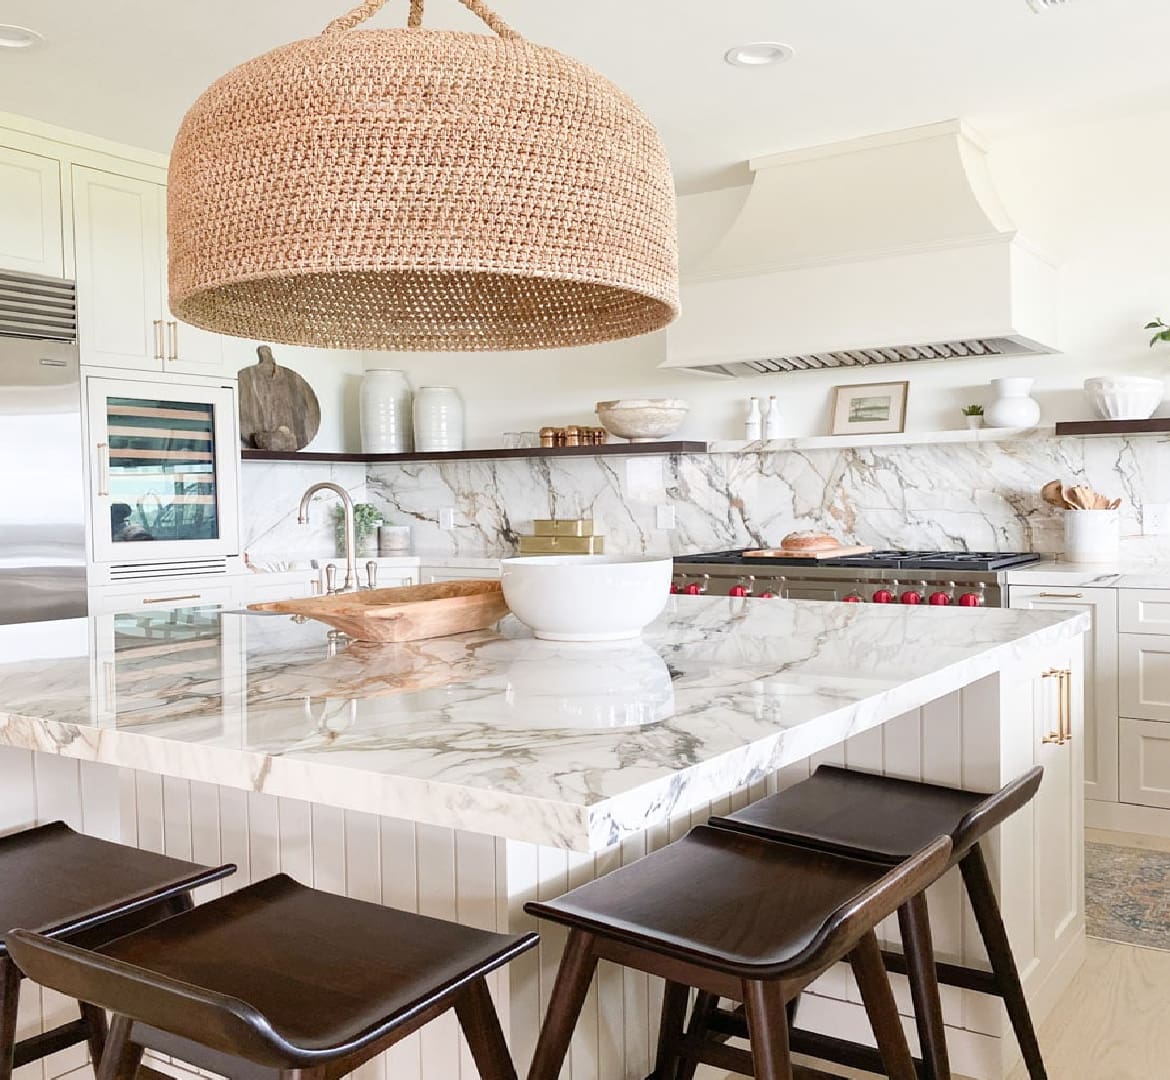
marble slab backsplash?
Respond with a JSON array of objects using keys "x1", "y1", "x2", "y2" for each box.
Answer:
[
  {"x1": 240, "y1": 462, "x2": 367, "y2": 564},
  {"x1": 357, "y1": 433, "x2": 1170, "y2": 561}
]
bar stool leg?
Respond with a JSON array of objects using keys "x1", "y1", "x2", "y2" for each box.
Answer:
[
  {"x1": 849, "y1": 931, "x2": 916, "y2": 1080},
  {"x1": 648, "y1": 981, "x2": 689, "y2": 1080},
  {"x1": 94, "y1": 1016, "x2": 143, "y2": 1080},
  {"x1": 960, "y1": 846, "x2": 1046, "y2": 1080},
  {"x1": 79, "y1": 1002, "x2": 108, "y2": 1069},
  {"x1": 526, "y1": 930, "x2": 598, "y2": 1080},
  {"x1": 741, "y1": 979, "x2": 794, "y2": 1080},
  {"x1": 675, "y1": 991, "x2": 718, "y2": 1080},
  {"x1": 898, "y1": 894, "x2": 952, "y2": 1080},
  {"x1": 454, "y1": 977, "x2": 519, "y2": 1080},
  {"x1": 0, "y1": 958, "x2": 19, "y2": 1080}
]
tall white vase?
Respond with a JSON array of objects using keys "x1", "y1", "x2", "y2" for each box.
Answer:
[
  {"x1": 360, "y1": 369, "x2": 413, "y2": 453},
  {"x1": 985, "y1": 377, "x2": 1041, "y2": 428},
  {"x1": 413, "y1": 386, "x2": 465, "y2": 452}
]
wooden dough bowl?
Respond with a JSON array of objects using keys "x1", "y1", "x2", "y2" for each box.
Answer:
[{"x1": 249, "y1": 580, "x2": 509, "y2": 643}]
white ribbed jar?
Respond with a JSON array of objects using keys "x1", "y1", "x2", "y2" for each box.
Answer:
[
  {"x1": 359, "y1": 369, "x2": 413, "y2": 453},
  {"x1": 413, "y1": 386, "x2": 465, "y2": 452}
]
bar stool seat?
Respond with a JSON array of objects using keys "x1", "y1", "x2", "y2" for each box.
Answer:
[
  {"x1": 708, "y1": 765, "x2": 1047, "y2": 1080},
  {"x1": 8, "y1": 874, "x2": 539, "y2": 1080},
  {"x1": 0, "y1": 821, "x2": 234, "y2": 1080},
  {"x1": 525, "y1": 825, "x2": 952, "y2": 1080}
]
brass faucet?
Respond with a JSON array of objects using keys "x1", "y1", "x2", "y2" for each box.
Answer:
[{"x1": 297, "y1": 482, "x2": 357, "y2": 593}]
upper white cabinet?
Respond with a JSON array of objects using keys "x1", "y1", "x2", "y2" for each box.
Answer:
[
  {"x1": 1009, "y1": 585, "x2": 1119, "y2": 802},
  {"x1": 0, "y1": 145, "x2": 64, "y2": 277},
  {"x1": 72, "y1": 165, "x2": 228, "y2": 377}
]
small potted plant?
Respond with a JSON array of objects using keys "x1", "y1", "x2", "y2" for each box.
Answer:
[
  {"x1": 961, "y1": 404, "x2": 985, "y2": 430},
  {"x1": 1147, "y1": 318, "x2": 1170, "y2": 348},
  {"x1": 335, "y1": 502, "x2": 383, "y2": 558}
]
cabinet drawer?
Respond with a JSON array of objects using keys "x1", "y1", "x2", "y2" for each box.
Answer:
[
  {"x1": 1121, "y1": 718, "x2": 1170, "y2": 809},
  {"x1": 88, "y1": 583, "x2": 234, "y2": 615},
  {"x1": 1119, "y1": 634, "x2": 1170, "y2": 721},
  {"x1": 1120, "y1": 589, "x2": 1170, "y2": 634}
]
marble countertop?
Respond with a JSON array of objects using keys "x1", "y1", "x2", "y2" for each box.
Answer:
[
  {"x1": 1006, "y1": 559, "x2": 1170, "y2": 589},
  {"x1": 0, "y1": 598, "x2": 1086, "y2": 851}
]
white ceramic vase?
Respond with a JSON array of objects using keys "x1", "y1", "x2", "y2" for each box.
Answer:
[
  {"x1": 413, "y1": 386, "x2": 464, "y2": 452},
  {"x1": 359, "y1": 369, "x2": 413, "y2": 453},
  {"x1": 985, "y1": 377, "x2": 1041, "y2": 428}
]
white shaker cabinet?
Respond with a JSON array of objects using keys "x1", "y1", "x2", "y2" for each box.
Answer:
[
  {"x1": 72, "y1": 165, "x2": 228, "y2": 377},
  {"x1": 1009, "y1": 586, "x2": 1119, "y2": 802},
  {"x1": 0, "y1": 144, "x2": 64, "y2": 277}
]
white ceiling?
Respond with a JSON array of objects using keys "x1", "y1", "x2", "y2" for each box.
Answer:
[{"x1": 2, "y1": 0, "x2": 1168, "y2": 192}]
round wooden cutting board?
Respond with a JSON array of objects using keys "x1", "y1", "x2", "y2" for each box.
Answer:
[{"x1": 237, "y1": 345, "x2": 321, "y2": 450}]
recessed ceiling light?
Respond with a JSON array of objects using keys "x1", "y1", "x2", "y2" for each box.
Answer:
[
  {"x1": 724, "y1": 42, "x2": 795, "y2": 68},
  {"x1": 0, "y1": 25, "x2": 43, "y2": 49},
  {"x1": 1025, "y1": 0, "x2": 1072, "y2": 11}
]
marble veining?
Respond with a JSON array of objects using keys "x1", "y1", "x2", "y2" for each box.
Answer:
[
  {"x1": 0, "y1": 598, "x2": 1087, "y2": 850},
  {"x1": 356, "y1": 433, "x2": 1170, "y2": 561}
]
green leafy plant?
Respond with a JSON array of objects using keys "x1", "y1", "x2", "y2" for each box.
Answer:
[
  {"x1": 1146, "y1": 318, "x2": 1170, "y2": 348},
  {"x1": 334, "y1": 502, "x2": 382, "y2": 554},
  {"x1": 961, "y1": 404, "x2": 984, "y2": 416}
]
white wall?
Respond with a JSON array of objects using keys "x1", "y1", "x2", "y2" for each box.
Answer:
[{"x1": 363, "y1": 105, "x2": 1170, "y2": 447}]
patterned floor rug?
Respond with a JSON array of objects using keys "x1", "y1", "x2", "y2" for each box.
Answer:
[{"x1": 1086, "y1": 841, "x2": 1170, "y2": 950}]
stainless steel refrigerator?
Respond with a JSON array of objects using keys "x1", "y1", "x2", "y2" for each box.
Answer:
[{"x1": 0, "y1": 270, "x2": 86, "y2": 624}]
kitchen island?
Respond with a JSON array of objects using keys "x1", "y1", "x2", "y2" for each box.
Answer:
[{"x1": 0, "y1": 597, "x2": 1088, "y2": 1080}]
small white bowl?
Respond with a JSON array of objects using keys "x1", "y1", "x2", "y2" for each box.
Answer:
[
  {"x1": 1084, "y1": 376, "x2": 1164, "y2": 421},
  {"x1": 500, "y1": 555, "x2": 672, "y2": 641},
  {"x1": 596, "y1": 399, "x2": 689, "y2": 442}
]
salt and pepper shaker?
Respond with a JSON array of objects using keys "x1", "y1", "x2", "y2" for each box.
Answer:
[
  {"x1": 365, "y1": 561, "x2": 378, "y2": 590},
  {"x1": 764, "y1": 395, "x2": 782, "y2": 439},
  {"x1": 324, "y1": 563, "x2": 338, "y2": 594},
  {"x1": 744, "y1": 396, "x2": 762, "y2": 441}
]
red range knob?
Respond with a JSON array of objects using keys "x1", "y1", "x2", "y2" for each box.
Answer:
[
  {"x1": 684, "y1": 583, "x2": 703, "y2": 596},
  {"x1": 758, "y1": 590, "x2": 776, "y2": 599},
  {"x1": 928, "y1": 591, "x2": 952, "y2": 606},
  {"x1": 872, "y1": 589, "x2": 895, "y2": 604},
  {"x1": 842, "y1": 593, "x2": 863, "y2": 604},
  {"x1": 900, "y1": 591, "x2": 923, "y2": 606},
  {"x1": 958, "y1": 592, "x2": 983, "y2": 607},
  {"x1": 670, "y1": 583, "x2": 680, "y2": 594},
  {"x1": 729, "y1": 585, "x2": 750, "y2": 598}
]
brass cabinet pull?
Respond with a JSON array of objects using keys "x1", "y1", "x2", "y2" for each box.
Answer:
[
  {"x1": 166, "y1": 320, "x2": 179, "y2": 360},
  {"x1": 1036, "y1": 592, "x2": 1084, "y2": 599},
  {"x1": 152, "y1": 319, "x2": 164, "y2": 360},
  {"x1": 141, "y1": 593, "x2": 201, "y2": 604},
  {"x1": 1042, "y1": 667, "x2": 1074, "y2": 745}
]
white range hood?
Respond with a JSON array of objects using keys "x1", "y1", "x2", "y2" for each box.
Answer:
[{"x1": 663, "y1": 120, "x2": 1059, "y2": 378}]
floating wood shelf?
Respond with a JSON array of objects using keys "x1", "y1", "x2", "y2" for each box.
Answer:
[
  {"x1": 1053, "y1": 418, "x2": 1170, "y2": 437},
  {"x1": 240, "y1": 441, "x2": 709, "y2": 464}
]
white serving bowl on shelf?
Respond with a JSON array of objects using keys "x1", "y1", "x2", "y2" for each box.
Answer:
[
  {"x1": 595, "y1": 398, "x2": 689, "y2": 442},
  {"x1": 1083, "y1": 376, "x2": 1164, "y2": 421},
  {"x1": 500, "y1": 555, "x2": 672, "y2": 641}
]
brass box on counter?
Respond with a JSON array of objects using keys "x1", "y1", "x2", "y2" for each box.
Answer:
[
  {"x1": 531, "y1": 518, "x2": 594, "y2": 537},
  {"x1": 518, "y1": 535, "x2": 605, "y2": 555}
]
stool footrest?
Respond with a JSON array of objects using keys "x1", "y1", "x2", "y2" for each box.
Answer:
[
  {"x1": 881, "y1": 947, "x2": 1001, "y2": 996},
  {"x1": 12, "y1": 1019, "x2": 90, "y2": 1068}
]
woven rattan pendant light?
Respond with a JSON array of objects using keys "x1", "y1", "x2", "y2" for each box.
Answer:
[{"x1": 167, "y1": 0, "x2": 679, "y2": 351}]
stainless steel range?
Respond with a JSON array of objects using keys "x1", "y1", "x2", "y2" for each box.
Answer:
[{"x1": 671, "y1": 550, "x2": 1043, "y2": 608}]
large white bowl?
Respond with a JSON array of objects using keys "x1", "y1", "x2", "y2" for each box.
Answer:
[
  {"x1": 1084, "y1": 376, "x2": 1164, "y2": 421},
  {"x1": 596, "y1": 399, "x2": 689, "y2": 442},
  {"x1": 500, "y1": 555, "x2": 672, "y2": 641}
]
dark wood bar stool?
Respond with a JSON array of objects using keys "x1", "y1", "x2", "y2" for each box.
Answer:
[
  {"x1": 524, "y1": 825, "x2": 952, "y2": 1080},
  {"x1": 7, "y1": 873, "x2": 538, "y2": 1080},
  {"x1": 707, "y1": 765, "x2": 1047, "y2": 1080},
  {"x1": 0, "y1": 821, "x2": 234, "y2": 1080}
]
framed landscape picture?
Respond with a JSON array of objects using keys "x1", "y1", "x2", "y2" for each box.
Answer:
[{"x1": 830, "y1": 380, "x2": 909, "y2": 435}]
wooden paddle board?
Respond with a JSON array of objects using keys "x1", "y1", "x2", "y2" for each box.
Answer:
[
  {"x1": 237, "y1": 345, "x2": 321, "y2": 450},
  {"x1": 743, "y1": 545, "x2": 874, "y2": 560}
]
